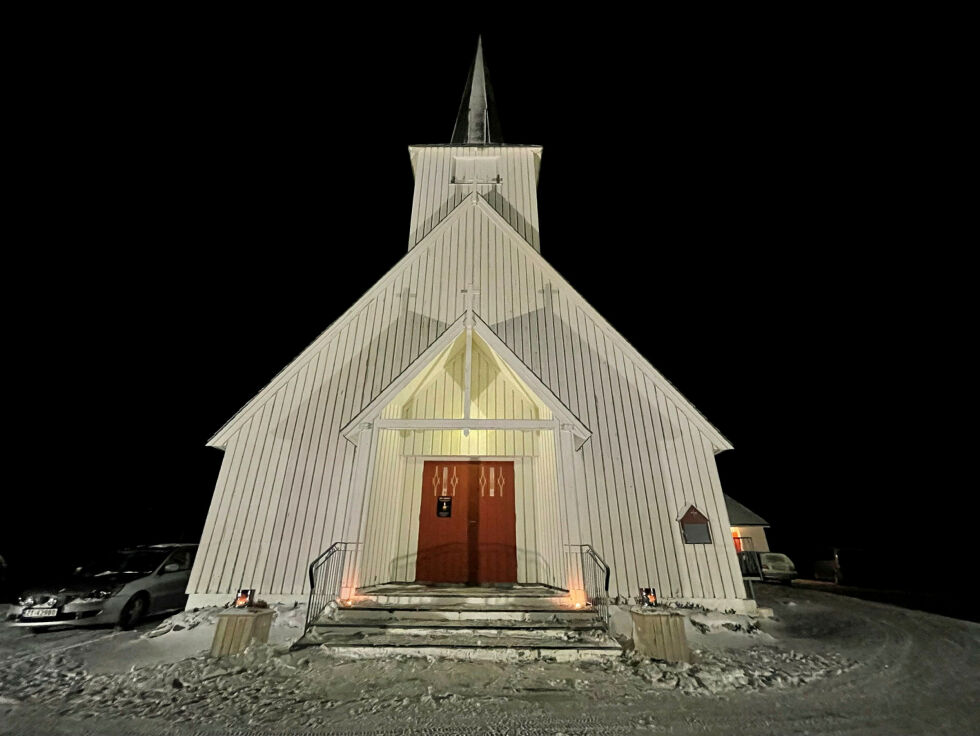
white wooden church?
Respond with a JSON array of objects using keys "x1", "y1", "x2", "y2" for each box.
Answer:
[{"x1": 186, "y1": 39, "x2": 751, "y2": 614}]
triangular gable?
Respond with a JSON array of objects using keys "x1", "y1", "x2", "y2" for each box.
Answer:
[
  {"x1": 678, "y1": 505, "x2": 711, "y2": 523},
  {"x1": 469, "y1": 194, "x2": 734, "y2": 453},
  {"x1": 341, "y1": 315, "x2": 591, "y2": 447},
  {"x1": 393, "y1": 331, "x2": 547, "y2": 418},
  {"x1": 208, "y1": 189, "x2": 731, "y2": 454}
]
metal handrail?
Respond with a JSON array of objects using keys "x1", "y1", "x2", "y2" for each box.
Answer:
[
  {"x1": 566, "y1": 543, "x2": 611, "y2": 626},
  {"x1": 304, "y1": 541, "x2": 360, "y2": 633}
]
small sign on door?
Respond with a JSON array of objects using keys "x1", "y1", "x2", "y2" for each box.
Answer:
[{"x1": 436, "y1": 497, "x2": 452, "y2": 517}]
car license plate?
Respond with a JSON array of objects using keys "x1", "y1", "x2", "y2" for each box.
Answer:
[{"x1": 23, "y1": 608, "x2": 58, "y2": 618}]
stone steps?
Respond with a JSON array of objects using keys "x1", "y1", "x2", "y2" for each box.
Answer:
[
  {"x1": 298, "y1": 630, "x2": 620, "y2": 661},
  {"x1": 293, "y1": 584, "x2": 620, "y2": 661},
  {"x1": 340, "y1": 605, "x2": 588, "y2": 622},
  {"x1": 357, "y1": 583, "x2": 569, "y2": 608},
  {"x1": 309, "y1": 620, "x2": 604, "y2": 638}
]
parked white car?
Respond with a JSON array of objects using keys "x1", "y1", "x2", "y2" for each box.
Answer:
[{"x1": 6, "y1": 544, "x2": 197, "y2": 630}]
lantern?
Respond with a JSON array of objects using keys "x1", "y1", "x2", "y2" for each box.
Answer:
[{"x1": 234, "y1": 589, "x2": 255, "y2": 608}]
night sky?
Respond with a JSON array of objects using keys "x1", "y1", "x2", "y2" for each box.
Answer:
[{"x1": 6, "y1": 21, "x2": 956, "y2": 596}]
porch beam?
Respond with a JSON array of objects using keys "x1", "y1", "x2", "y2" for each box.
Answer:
[{"x1": 374, "y1": 419, "x2": 559, "y2": 431}]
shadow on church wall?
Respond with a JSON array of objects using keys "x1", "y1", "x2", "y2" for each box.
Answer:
[{"x1": 408, "y1": 190, "x2": 540, "y2": 251}]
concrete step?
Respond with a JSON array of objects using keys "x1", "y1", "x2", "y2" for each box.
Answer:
[
  {"x1": 358, "y1": 584, "x2": 564, "y2": 597},
  {"x1": 295, "y1": 629, "x2": 621, "y2": 662},
  {"x1": 311, "y1": 620, "x2": 605, "y2": 638},
  {"x1": 332, "y1": 604, "x2": 593, "y2": 623},
  {"x1": 356, "y1": 584, "x2": 569, "y2": 608},
  {"x1": 367, "y1": 594, "x2": 568, "y2": 606}
]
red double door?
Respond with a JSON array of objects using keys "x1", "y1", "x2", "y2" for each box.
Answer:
[{"x1": 416, "y1": 460, "x2": 517, "y2": 584}]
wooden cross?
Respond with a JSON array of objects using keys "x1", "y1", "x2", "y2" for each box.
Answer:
[{"x1": 460, "y1": 283, "x2": 480, "y2": 325}]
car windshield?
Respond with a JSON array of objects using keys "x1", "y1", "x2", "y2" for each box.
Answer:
[
  {"x1": 74, "y1": 550, "x2": 169, "y2": 578},
  {"x1": 762, "y1": 553, "x2": 793, "y2": 566}
]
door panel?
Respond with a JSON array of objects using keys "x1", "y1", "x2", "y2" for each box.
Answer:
[
  {"x1": 416, "y1": 462, "x2": 471, "y2": 583},
  {"x1": 476, "y1": 463, "x2": 517, "y2": 583},
  {"x1": 416, "y1": 460, "x2": 517, "y2": 584},
  {"x1": 151, "y1": 549, "x2": 195, "y2": 611}
]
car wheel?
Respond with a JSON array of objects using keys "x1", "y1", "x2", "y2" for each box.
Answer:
[{"x1": 118, "y1": 594, "x2": 148, "y2": 630}]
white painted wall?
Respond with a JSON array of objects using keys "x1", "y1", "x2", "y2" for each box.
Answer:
[
  {"x1": 188, "y1": 145, "x2": 743, "y2": 606},
  {"x1": 407, "y1": 146, "x2": 542, "y2": 252}
]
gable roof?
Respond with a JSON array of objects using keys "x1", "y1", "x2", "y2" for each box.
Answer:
[
  {"x1": 724, "y1": 494, "x2": 770, "y2": 527},
  {"x1": 208, "y1": 190, "x2": 732, "y2": 453}
]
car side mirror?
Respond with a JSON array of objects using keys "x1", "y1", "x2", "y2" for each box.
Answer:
[{"x1": 161, "y1": 563, "x2": 181, "y2": 574}]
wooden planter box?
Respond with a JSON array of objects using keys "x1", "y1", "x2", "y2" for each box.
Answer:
[
  {"x1": 630, "y1": 608, "x2": 691, "y2": 663},
  {"x1": 210, "y1": 608, "x2": 276, "y2": 657}
]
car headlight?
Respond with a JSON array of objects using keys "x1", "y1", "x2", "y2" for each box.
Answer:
[
  {"x1": 18, "y1": 596, "x2": 35, "y2": 607},
  {"x1": 76, "y1": 587, "x2": 121, "y2": 603}
]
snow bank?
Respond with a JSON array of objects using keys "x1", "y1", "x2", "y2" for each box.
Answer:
[
  {"x1": 141, "y1": 602, "x2": 307, "y2": 645},
  {"x1": 606, "y1": 647, "x2": 857, "y2": 695},
  {"x1": 140, "y1": 606, "x2": 221, "y2": 638},
  {"x1": 683, "y1": 610, "x2": 776, "y2": 650},
  {"x1": 47, "y1": 602, "x2": 312, "y2": 675}
]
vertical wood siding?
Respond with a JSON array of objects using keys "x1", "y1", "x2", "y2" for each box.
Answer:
[
  {"x1": 190, "y1": 145, "x2": 741, "y2": 604},
  {"x1": 408, "y1": 146, "x2": 542, "y2": 252}
]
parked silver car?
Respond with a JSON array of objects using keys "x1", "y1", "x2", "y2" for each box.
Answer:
[
  {"x1": 6, "y1": 544, "x2": 197, "y2": 630},
  {"x1": 738, "y1": 550, "x2": 798, "y2": 584}
]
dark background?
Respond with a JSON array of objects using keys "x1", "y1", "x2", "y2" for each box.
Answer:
[{"x1": 3, "y1": 19, "x2": 966, "y2": 610}]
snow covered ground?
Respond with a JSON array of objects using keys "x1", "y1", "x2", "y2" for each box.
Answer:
[{"x1": 0, "y1": 586, "x2": 977, "y2": 735}]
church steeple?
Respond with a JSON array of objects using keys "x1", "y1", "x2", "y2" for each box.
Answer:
[{"x1": 450, "y1": 36, "x2": 503, "y2": 145}]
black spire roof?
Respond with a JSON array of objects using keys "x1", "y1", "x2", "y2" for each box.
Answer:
[{"x1": 450, "y1": 36, "x2": 503, "y2": 145}]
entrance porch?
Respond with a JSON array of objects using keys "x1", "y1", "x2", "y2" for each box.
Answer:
[{"x1": 340, "y1": 318, "x2": 591, "y2": 596}]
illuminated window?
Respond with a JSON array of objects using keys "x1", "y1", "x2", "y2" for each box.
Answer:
[
  {"x1": 680, "y1": 506, "x2": 712, "y2": 544},
  {"x1": 732, "y1": 535, "x2": 753, "y2": 552}
]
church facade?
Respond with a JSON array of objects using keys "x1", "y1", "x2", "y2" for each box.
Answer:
[{"x1": 186, "y1": 40, "x2": 751, "y2": 613}]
